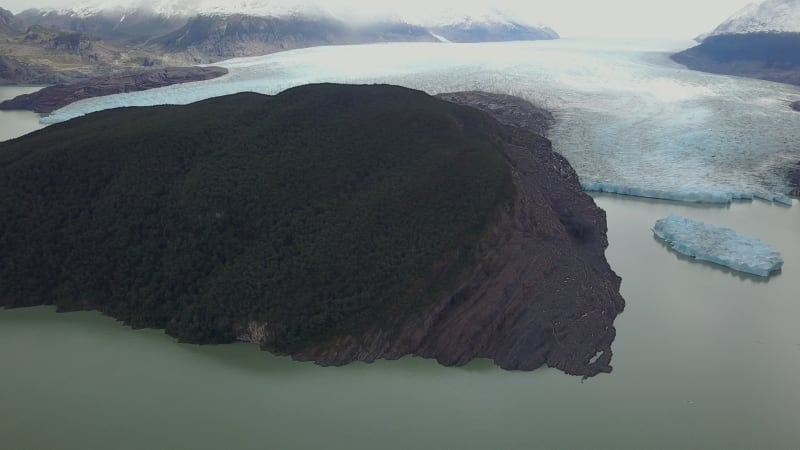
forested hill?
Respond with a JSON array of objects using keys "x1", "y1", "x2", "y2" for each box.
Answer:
[
  {"x1": 0, "y1": 84, "x2": 513, "y2": 351},
  {"x1": 0, "y1": 84, "x2": 625, "y2": 376}
]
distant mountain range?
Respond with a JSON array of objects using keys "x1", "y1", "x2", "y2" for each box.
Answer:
[
  {"x1": 672, "y1": 0, "x2": 800, "y2": 88},
  {"x1": 0, "y1": 3, "x2": 557, "y2": 83}
]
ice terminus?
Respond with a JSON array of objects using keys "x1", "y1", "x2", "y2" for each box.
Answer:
[{"x1": 653, "y1": 214, "x2": 784, "y2": 277}]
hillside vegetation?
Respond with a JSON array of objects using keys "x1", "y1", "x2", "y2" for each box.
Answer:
[
  {"x1": 672, "y1": 32, "x2": 800, "y2": 86},
  {"x1": 0, "y1": 84, "x2": 513, "y2": 352}
]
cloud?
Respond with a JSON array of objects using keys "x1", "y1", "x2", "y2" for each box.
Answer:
[{"x1": 1, "y1": 0, "x2": 759, "y2": 38}]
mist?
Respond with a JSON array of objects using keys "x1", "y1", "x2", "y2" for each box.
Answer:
[{"x1": 1, "y1": 0, "x2": 758, "y2": 38}]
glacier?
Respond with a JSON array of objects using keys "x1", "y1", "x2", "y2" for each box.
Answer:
[
  {"x1": 40, "y1": 39, "x2": 800, "y2": 205},
  {"x1": 653, "y1": 214, "x2": 784, "y2": 277}
]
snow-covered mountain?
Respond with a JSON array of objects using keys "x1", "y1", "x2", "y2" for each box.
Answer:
[
  {"x1": 16, "y1": 1, "x2": 558, "y2": 50},
  {"x1": 38, "y1": 0, "x2": 550, "y2": 28},
  {"x1": 705, "y1": 0, "x2": 800, "y2": 37},
  {"x1": 673, "y1": 0, "x2": 800, "y2": 86}
]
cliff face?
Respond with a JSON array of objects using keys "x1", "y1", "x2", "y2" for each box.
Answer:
[{"x1": 291, "y1": 92, "x2": 624, "y2": 377}]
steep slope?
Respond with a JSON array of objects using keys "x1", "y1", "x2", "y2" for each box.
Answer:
[
  {"x1": 15, "y1": 8, "x2": 187, "y2": 43},
  {"x1": 156, "y1": 14, "x2": 435, "y2": 60},
  {"x1": 430, "y1": 20, "x2": 558, "y2": 43},
  {"x1": 704, "y1": 0, "x2": 800, "y2": 37},
  {"x1": 0, "y1": 6, "x2": 24, "y2": 35},
  {"x1": 673, "y1": 0, "x2": 800, "y2": 86},
  {"x1": 0, "y1": 84, "x2": 623, "y2": 377},
  {"x1": 672, "y1": 32, "x2": 800, "y2": 85},
  {"x1": 5, "y1": 4, "x2": 559, "y2": 82}
]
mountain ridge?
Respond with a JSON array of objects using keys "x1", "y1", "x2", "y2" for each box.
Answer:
[
  {"x1": 703, "y1": 0, "x2": 800, "y2": 38},
  {"x1": 1, "y1": 5, "x2": 557, "y2": 84}
]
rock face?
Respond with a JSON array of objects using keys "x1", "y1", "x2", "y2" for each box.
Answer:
[
  {"x1": 792, "y1": 101, "x2": 800, "y2": 111},
  {"x1": 156, "y1": 15, "x2": 437, "y2": 61},
  {"x1": 0, "y1": 66, "x2": 228, "y2": 113},
  {"x1": 293, "y1": 91, "x2": 624, "y2": 377}
]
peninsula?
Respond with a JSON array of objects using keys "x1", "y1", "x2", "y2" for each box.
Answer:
[
  {"x1": 0, "y1": 66, "x2": 228, "y2": 113},
  {"x1": 0, "y1": 84, "x2": 624, "y2": 377}
]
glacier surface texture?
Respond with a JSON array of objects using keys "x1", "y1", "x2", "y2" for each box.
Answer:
[
  {"x1": 41, "y1": 39, "x2": 800, "y2": 205},
  {"x1": 653, "y1": 214, "x2": 784, "y2": 276}
]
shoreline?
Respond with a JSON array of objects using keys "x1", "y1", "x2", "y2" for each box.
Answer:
[{"x1": 0, "y1": 66, "x2": 228, "y2": 113}]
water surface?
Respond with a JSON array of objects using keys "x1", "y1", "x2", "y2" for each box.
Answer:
[
  {"x1": 2, "y1": 60, "x2": 800, "y2": 450},
  {"x1": 2, "y1": 196, "x2": 798, "y2": 450},
  {"x1": 0, "y1": 86, "x2": 46, "y2": 142}
]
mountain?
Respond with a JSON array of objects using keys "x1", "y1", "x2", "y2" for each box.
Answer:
[
  {"x1": 672, "y1": 0, "x2": 800, "y2": 86},
  {"x1": 1, "y1": 3, "x2": 557, "y2": 83},
  {"x1": 0, "y1": 84, "x2": 623, "y2": 377},
  {"x1": 16, "y1": 1, "x2": 558, "y2": 48},
  {"x1": 155, "y1": 14, "x2": 436, "y2": 61},
  {"x1": 0, "y1": 6, "x2": 24, "y2": 35},
  {"x1": 703, "y1": 0, "x2": 800, "y2": 38},
  {"x1": 15, "y1": 8, "x2": 187, "y2": 43}
]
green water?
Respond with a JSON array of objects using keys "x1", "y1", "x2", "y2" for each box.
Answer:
[
  {"x1": 2, "y1": 87, "x2": 799, "y2": 449},
  {"x1": 0, "y1": 86, "x2": 46, "y2": 142}
]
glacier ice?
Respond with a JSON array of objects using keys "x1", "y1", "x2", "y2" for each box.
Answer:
[
  {"x1": 653, "y1": 214, "x2": 784, "y2": 277},
  {"x1": 40, "y1": 39, "x2": 800, "y2": 205}
]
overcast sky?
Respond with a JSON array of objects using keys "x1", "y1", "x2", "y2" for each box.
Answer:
[{"x1": 1, "y1": 0, "x2": 758, "y2": 39}]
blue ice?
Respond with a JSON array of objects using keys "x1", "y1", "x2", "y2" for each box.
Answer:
[
  {"x1": 40, "y1": 39, "x2": 800, "y2": 205},
  {"x1": 653, "y1": 214, "x2": 784, "y2": 276}
]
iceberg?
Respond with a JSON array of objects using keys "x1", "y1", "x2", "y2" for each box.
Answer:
[
  {"x1": 583, "y1": 182, "x2": 795, "y2": 206},
  {"x1": 653, "y1": 214, "x2": 783, "y2": 276}
]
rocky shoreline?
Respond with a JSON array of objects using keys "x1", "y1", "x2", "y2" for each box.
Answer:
[
  {"x1": 288, "y1": 92, "x2": 625, "y2": 377},
  {"x1": 0, "y1": 66, "x2": 228, "y2": 113}
]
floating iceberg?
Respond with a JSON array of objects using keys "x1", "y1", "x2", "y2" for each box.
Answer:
[{"x1": 653, "y1": 214, "x2": 783, "y2": 276}]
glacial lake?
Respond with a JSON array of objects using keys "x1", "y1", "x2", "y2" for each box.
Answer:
[
  {"x1": 1, "y1": 48, "x2": 800, "y2": 449},
  {"x1": 0, "y1": 86, "x2": 46, "y2": 141}
]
